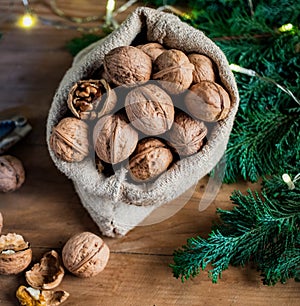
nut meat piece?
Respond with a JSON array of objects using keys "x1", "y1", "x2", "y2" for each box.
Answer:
[
  {"x1": 125, "y1": 83, "x2": 174, "y2": 136},
  {"x1": 129, "y1": 138, "x2": 173, "y2": 182},
  {"x1": 93, "y1": 113, "x2": 138, "y2": 164},
  {"x1": 188, "y1": 54, "x2": 216, "y2": 84},
  {"x1": 153, "y1": 49, "x2": 194, "y2": 94},
  {"x1": 167, "y1": 111, "x2": 208, "y2": 156},
  {"x1": 0, "y1": 233, "x2": 32, "y2": 275},
  {"x1": 185, "y1": 81, "x2": 231, "y2": 122},
  {"x1": 49, "y1": 117, "x2": 89, "y2": 162},
  {"x1": 16, "y1": 286, "x2": 69, "y2": 306},
  {"x1": 103, "y1": 46, "x2": 152, "y2": 86},
  {"x1": 0, "y1": 155, "x2": 25, "y2": 192},
  {"x1": 136, "y1": 43, "x2": 166, "y2": 61},
  {"x1": 26, "y1": 250, "x2": 65, "y2": 290},
  {"x1": 67, "y1": 79, "x2": 117, "y2": 120},
  {"x1": 62, "y1": 232, "x2": 110, "y2": 278}
]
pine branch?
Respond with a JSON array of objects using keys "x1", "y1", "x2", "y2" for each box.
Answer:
[{"x1": 171, "y1": 173, "x2": 300, "y2": 285}]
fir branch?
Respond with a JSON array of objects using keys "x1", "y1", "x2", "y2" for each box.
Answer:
[{"x1": 171, "y1": 175, "x2": 300, "y2": 285}]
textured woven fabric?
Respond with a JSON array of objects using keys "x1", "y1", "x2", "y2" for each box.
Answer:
[{"x1": 46, "y1": 7, "x2": 239, "y2": 237}]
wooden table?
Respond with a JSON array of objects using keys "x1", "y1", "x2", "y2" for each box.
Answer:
[{"x1": 0, "y1": 1, "x2": 299, "y2": 305}]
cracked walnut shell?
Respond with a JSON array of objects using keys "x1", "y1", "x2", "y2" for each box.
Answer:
[
  {"x1": 125, "y1": 83, "x2": 174, "y2": 136},
  {"x1": 153, "y1": 49, "x2": 194, "y2": 94},
  {"x1": 26, "y1": 250, "x2": 65, "y2": 290},
  {"x1": 185, "y1": 81, "x2": 231, "y2": 122},
  {"x1": 167, "y1": 111, "x2": 207, "y2": 156},
  {"x1": 129, "y1": 138, "x2": 173, "y2": 182},
  {"x1": 62, "y1": 232, "x2": 110, "y2": 278},
  {"x1": 16, "y1": 285, "x2": 69, "y2": 306},
  {"x1": 103, "y1": 46, "x2": 152, "y2": 86},
  {"x1": 93, "y1": 113, "x2": 138, "y2": 164},
  {"x1": 67, "y1": 79, "x2": 117, "y2": 120},
  {"x1": 49, "y1": 117, "x2": 89, "y2": 162},
  {"x1": 0, "y1": 155, "x2": 25, "y2": 192},
  {"x1": 0, "y1": 233, "x2": 32, "y2": 275},
  {"x1": 188, "y1": 53, "x2": 216, "y2": 84}
]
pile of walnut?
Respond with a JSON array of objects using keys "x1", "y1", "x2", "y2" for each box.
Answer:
[
  {"x1": 50, "y1": 43, "x2": 231, "y2": 183},
  {"x1": 0, "y1": 214, "x2": 109, "y2": 306}
]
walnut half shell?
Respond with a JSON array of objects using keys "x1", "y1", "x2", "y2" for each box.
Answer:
[
  {"x1": 0, "y1": 233, "x2": 32, "y2": 275},
  {"x1": 25, "y1": 250, "x2": 65, "y2": 290},
  {"x1": 67, "y1": 79, "x2": 117, "y2": 120}
]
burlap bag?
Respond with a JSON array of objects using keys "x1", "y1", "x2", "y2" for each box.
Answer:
[{"x1": 46, "y1": 7, "x2": 239, "y2": 237}]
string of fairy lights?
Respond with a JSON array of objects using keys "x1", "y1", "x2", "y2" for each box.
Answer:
[{"x1": 19, "y1": 0, "x2": 138, "y2": 31}]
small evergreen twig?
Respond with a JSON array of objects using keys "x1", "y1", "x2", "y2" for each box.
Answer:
[{"x1": 170, "y1": 172, "x2": 300, "y2": 285}]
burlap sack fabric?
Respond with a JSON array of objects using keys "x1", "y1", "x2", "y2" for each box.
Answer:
[{"x1": 46, "y1": 7, "x2": 239, "y2": 237}]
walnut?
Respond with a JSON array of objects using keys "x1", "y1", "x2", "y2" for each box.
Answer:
[
  {"x1": 103, "y1": 46, "x2": 152, "y2": 86},
  {"x1": 49, "y1": 117, "x2": 89, "y2": 162},
  {"x1": 153, "y1": 49, "x2": 194, "y2": 94},
  {"x1": 166, "y1": 111, "x2": 207, "y2": 156},
  {"x1": 188, "y1": 53, "x2": 216, "y2": 84},
  {"x1": 93, "y1": 113, "x2": 138, "y2": 164},
  {"x1": 62, "y1": 232, "x2": 110, "y2": 278},
  {"x1": 184, "y1": 81, "x2": 231, "y2": 122},
  {"x1": 0, "y1": 155, "x2": 25, "y2": 192},
  {"x1": 25, "y1": 250, "x2": 65, "y2": 290},
  {"x1": 16, "y1": 285, "x2": 69, "y2": 306},
  {"x1": 129, "y1": 138, "x2": 173, "y2": 182},
  {"x1": 136, "y1": 42, "x2": 165, "y2": 61},
  {"x1": 0, "y1": 233, "x2": 32, "y2": 275},
  {"x1": 67, "y1": 79, "x2": 117, "y2": 120},
  {"x1": 125, "y1": 83, "x2": 174, "y2": 135}
]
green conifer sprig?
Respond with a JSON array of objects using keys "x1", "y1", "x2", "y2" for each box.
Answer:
[{"x1": 170, "y1": 171, "x2": 300, "y2": 285}]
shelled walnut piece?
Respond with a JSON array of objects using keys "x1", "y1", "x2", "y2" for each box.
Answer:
[
  {"x1": 26, "y1": 250, "x2": 65, "y2": 290},
  {"x1": 62, "y1": 231, "x2": 110, "y2": 278},
  {"x1": 125, "y1": 83, "x2": 174, "y2": 136},
  {"x1": 16, "y1": 285, "x2": 69, "y2": 306},
  {"x1": 129, "y1": 138, "x2": 173, "y2": 182},
  {"x1": 0, "y1": 155, "x2": 25, "y2": 192},
  {"x1": 67, "y1": 79, "x2": 117, "y2": 120},
  {"x1": 0, "y1": 233, "x2": 32, "y2": 275},
  {"x1": 49, "y1": 117, "x2": 89, "y2": 162}
]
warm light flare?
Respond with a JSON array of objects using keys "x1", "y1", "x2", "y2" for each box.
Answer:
[{"x1": 18, "y1": 13, "x2": 36, "y2": 28}]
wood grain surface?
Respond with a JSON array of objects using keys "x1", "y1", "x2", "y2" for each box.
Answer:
[{"x1": 0, "y1": 1, "x2": 299, "y2": 305}]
